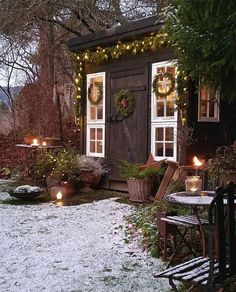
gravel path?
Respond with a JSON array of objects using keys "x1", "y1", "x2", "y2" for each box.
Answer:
[{"x1": 0, "y1": 192, "x2": 169, "y2": 292}]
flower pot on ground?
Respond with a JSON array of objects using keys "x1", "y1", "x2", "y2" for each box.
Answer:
[
  {"x1": 118, "y1": 160, "x2": 165, "y2": 203},
  {"x1": 36, "y1": 148, "x2": 80, "y2": 194},
  {"x1": 76, "y1": 155, "x2": 107, "y2": 192},
  {"x1": 127, "y1": 178, "x2": 154, "y2": 202}
]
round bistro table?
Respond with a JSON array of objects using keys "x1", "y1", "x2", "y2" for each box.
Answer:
[{"x1": 164, "y1": 191, "x2": 215, "y2": 256}]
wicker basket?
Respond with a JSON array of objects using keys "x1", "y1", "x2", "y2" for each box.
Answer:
[{"x1": 127, "y1": 178, "x2": 154, "y2": 202}]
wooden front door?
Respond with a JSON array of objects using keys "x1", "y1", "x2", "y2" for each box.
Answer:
[{"x1": 106, "y1": 67, "x2": 148, "y2": 185}]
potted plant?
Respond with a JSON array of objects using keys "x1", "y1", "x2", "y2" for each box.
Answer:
[
  {"x1": 36, "y1": 148, "x2": 80, "y2": 195},
  {"x1": 75, "y1": 155, "x2": 107, "y2": 192},
  {"x1": 118, "y1": 160, "x2": 165, "y2": 202}
]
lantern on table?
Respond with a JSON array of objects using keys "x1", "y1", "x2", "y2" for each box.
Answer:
[{"x1": 185, "y1": 176, "x2": 202, "y2": 195}]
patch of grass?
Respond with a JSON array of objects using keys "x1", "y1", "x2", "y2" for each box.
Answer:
[{"x1": 125, "y1": 201, "x2": 190, "y2": 258}]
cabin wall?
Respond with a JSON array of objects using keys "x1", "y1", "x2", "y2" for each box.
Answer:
[{"x1": 187, "y1": 82, "x2": 236, "y2": 164}]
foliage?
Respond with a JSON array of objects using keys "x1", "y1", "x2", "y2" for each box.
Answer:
[
  {"x1": 206, "y1": 147, "x2": 236, "y2": 187},
  {"x1": 52, "y1": 148, "x2": 79, "y2": 182},
  {"x1": 36, "y1": 148, "x2": 79, "y2": 182},
  {"x1": 114, "y1": 89, "x2": 135, "y2": 118},
  {"x1": 125, "y1": 200, "x2": 189, "y2": 257},
  {"x1": 75, "y1": 155, "x2": 107, "y2": 176},
  {"x1": 36, "y1": 151, "x2": 56, "y2": 180},
  {"x1": 118, "y1": 160, "x2": 165, "y2": 181},
  {"x1": 162, "y1": 0, "x2": 236, "y2": 101}
]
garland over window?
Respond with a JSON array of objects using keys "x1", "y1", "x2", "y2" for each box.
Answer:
[
  {"x1": 75, "y1": 33, "x2": 168, "y2": 121},
  {"x1": 152, "y1": 72, "x2": 175, "y2": 97},
  {"x1": 114, "y1": 89, "x2": 135, "y2": 118},
  {"x1": 88, "y1": 82, "x2": 103, "y2": 105}
]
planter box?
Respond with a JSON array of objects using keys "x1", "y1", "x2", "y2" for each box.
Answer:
[{"x1": 127, "y1": 178, "x2": 154, "y2": 202}]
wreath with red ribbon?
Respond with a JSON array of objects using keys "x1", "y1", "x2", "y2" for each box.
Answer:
[{"x1": 114, "y1": 89, "x2": 135, "y2": 118}]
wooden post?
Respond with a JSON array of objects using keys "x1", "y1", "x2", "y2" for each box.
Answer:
[{"x1": 155, "y1": 160, "x2": 179, "y2": 201}]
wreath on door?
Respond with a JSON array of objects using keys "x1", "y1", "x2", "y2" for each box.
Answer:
[
  {"x1": 88, "y1": 82, "x2": 103, "y2": 105},
  {"x1": 114, "y1": 89, "x2": 135, "y2": 117},
  {"x1": 152, "y1": 72, "x2": 175, "y2": 97}
]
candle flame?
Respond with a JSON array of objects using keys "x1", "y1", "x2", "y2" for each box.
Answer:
[
  {"x1": 56, "y1": 191, "x2": 63, "y2": 200},
  {"x1": 42, "y1": 141, "x2": 47, "y2": 146},
  {"x1": 32, "y1": 138, "x2": 38, "y2": 145},
  {"x1": 193, "y1": 156, "x2": 202, "y2": 167}
]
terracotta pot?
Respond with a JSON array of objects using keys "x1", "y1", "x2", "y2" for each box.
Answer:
[
  {"x1": 23, "y1": 135, "x2": 37, "y2": 145},
  {"x1": 80, "y1": 170, "x2": 94, "y2": 192}
]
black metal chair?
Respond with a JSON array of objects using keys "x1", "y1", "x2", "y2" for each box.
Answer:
[{"x1": 154, "y1": 182, "x2": 236, "y2": 291}]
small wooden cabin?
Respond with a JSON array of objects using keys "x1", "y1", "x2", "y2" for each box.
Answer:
[{"x1": 68, "y1": 16, "x2": 236, "y2": 191}]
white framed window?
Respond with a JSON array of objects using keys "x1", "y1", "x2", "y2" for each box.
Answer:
[
  {"x1": 86, "y1": 72, "x2": 105, "y2": 157},
  {"x1": 151, "y1": 123, "x2": 177, "y2": 161},
  {"x1": 151, "y1": 61, "x2": 178, "y2": 122},
  {"x1": 151, "y1": 60, "x2": 178, "y2": 161},
  {"x1": 86, "y1": 125, "x2": 105, "y2": 157},
  {"x1": 198, "y1": 84, "x2": 220, "y2": 122}
]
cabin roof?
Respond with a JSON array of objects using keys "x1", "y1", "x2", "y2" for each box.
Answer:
[{"x1": 67, "y1": 16, "x2": 161, "y2": 52}]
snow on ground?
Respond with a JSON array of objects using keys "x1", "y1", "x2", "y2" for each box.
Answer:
[{"x1": 0, "y1": 191, "x2": 169, "y2": 292}]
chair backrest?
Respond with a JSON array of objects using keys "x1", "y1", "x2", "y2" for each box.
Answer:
[{"x1": 208, "y1": 182, "x2": 236, "y2": 286}]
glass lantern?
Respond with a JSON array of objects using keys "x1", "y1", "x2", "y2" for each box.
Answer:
[{"x1": 185, "y1": 176, "x2": 202, "y2": 195}]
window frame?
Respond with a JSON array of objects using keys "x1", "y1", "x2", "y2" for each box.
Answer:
[
  {"x1": 86, "y1": 72, "x2": 106, "y2": 157},
  {"x1": 151, "y1": 60, "x2": 178, "y2": 123},
  {"x1": 198, "y1": 84, "x2": 220, "y2": 122},
  {"x1": 151, "y1": 122, "x2": 177, "y2": 161},
  {"x1": 86, "y1": 124, "x2": 105, "y2": 158},
  {"x1": 86, "y1": 72, "x2": 106, "y2": 124}
]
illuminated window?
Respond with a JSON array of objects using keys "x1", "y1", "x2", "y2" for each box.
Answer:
[
  {"x1": 151, "y1": 61, "x2": 178, "y2": 161},
  {"x1": 198, "y1": 84, "x2": 219, "y2": 122},
  {"x1": 86, "y1": 72, "x2": 105, "y2": 157}
]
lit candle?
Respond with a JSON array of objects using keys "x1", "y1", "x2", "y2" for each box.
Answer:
[
  {"x1": 31, "y1": 138, "x2": 39, "y2": 146},
  {"x1": 56, "y1": 191, "x2": 63, "y2": 200},
  {"x1": 42, "y1": 141, "x2": 47, "y2": 147},
  {"x1": 185, "y1": 176, "x2": 202, "y2": 195},
  {"x1": 193, "y1": 156, "x2": 202, "y2": 175}
]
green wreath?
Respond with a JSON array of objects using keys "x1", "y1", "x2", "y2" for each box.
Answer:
[
  {"x1": 114, "y1": 89, "x2": 135, "y2": 117},
  {"x1": 152, "y1": 72, "x2": 175, "y2": 97},
  {"x1": 88, "y1": 82, "x2": 103, "y2": 105}
]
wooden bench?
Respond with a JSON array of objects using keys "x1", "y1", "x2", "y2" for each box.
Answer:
[{"x1": 154, "y1": 182, "x2": 236, "y2": 291}]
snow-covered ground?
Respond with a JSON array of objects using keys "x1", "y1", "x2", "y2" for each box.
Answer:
[{"x1": 0, "y1": 191, "x2": 169, "y2": 292}]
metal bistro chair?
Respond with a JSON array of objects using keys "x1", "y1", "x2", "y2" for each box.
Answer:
[{"x1": 154, "y1": 182, "x2": 236, "y2": 291}]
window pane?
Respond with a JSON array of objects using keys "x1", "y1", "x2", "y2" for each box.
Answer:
[
  {"x1": 97, "y1": 142, "x2": 102, "y2": 153},
  {"x1": 165, "y1": 143, "x2": 173, "y2": 157},
  {"x1": 165, "y1": 127, "x2": 174, "y2": 141},
  {"x1": 166, "y1": 100, "x2": 174, "y2": 116},
  {"x1": 90, "y1": 141, "x2": 95, "y2": 153},
  {"x1": 166, "y1": 66, "x2": 175, "y2": 76},
  {"x1": 156, "y1": 143, "x2": 163, "y2": 156},
  {"x1": 200, "y1": 86, "x2": 207, "y2": 100},
  {"x1": 97, "y1": 107, "x2": 103, "y2": 120},
  {"x1": 209, "y1": 101, "x2": 215, "y2": 117},
  {"x1": 90, "y1": 128, "x2": 96, "y2": 140},
  {"x1": 157, "y1": 101, "x2": 164, "y2": 117},
  {"x1": 200, "y1": 101, "x2": 207, "y2": 117},
  {"x1": 156, "y1": 128, "x2": 163, "y2": 141},
  {"x1": 97, "y1": 128, "x2": 103, "y2": 140},
  {"x1": 90, "y1": 106, "x2": 96, "y2": 120},
  {"x1": 157, "y1": 83, "x2": 165, "y2": 99}
]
